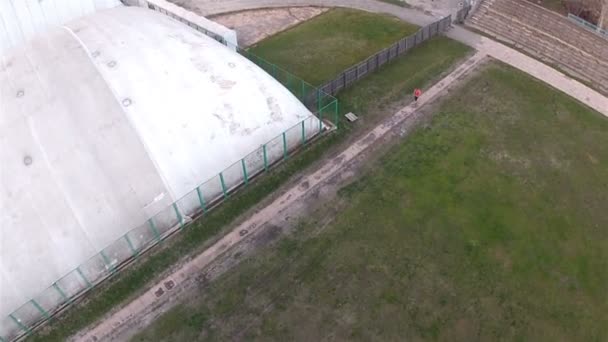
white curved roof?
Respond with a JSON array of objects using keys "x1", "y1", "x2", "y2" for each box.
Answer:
[{"x1": 0, "y1": 6, "x2": 313, "y2": 320}]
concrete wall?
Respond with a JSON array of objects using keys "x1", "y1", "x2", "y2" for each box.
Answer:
[
  {"x1": 122, "y1": 0, "x2": 239, "y2": 49},
  {"x1": 0, "y1": 0, "x2": 121, "y2": 54}
]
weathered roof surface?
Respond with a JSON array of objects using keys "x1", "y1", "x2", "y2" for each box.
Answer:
[
  {"x1": 0, "y1": 5, "x2": 312, "y2": 321},
  {"x1": 0, "y1": 0, "x2": 121, "y2": 54}
]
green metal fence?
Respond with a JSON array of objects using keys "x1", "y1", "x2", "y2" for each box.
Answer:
[
  {"x1": 0, "y1": 51, "x2": 338, "y2": 342},
  {"x1": 238, "y1": 48, "x2": 340, "y2": 128},
  {"x1": 319, "y1": 15, "x2": 453, "y2": 96}
]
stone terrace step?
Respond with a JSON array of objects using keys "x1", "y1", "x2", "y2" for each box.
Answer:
[
  {"x1": 491, "y1": 0, "x2": 608, "y2": 60},
  {"x1": 469, "y1": 0, "x2": 608, "y2": 95},
  {"x1": 474, "y1": 1, "x2": 606, "y2": 58},
  {"x1": 470, "y1": 15, "x2": 606, "y2": 77},
  {"x1": 481, "y1": 6, "x2": 608, "y2": 70},
  {"x1": 474, "y1": 25, "x2": 607, "y2": 93},
  {"x1": 473, "y1": 18, "x2": 605, "y2": 75}
]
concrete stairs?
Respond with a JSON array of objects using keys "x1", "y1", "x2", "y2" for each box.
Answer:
[{"x1": 468, "y1": 0, "x2": 608, "y2": 95}]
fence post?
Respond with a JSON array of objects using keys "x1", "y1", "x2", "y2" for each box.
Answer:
[
  {"x1": 148, "y1": 218, "x2": 161, "y2": 243},
  {"x1": 9, "y1": 314, "x2": 31, "y2": 336},
  {"x1": 100, "y1": 250, "x2": 116, "y2": 274},
  {"x1": 316, "y1": 88, "x2": 321, "y2": 114},
  {"x1": 124, "y1": 234, "x2": 138, "y2": 257},
  {"x1": 196, "y1": 187, "x2": 207, "y2": 213},
  {"x1": 335, "y1": 100, "x2": 339, "y2": 128},
  {"x1": 319, "y1": 106, "x2": 323, "y2": 133},
  {"x1": 263, "y1": 144, "x2": 268, "y2": 171},
  {"x1": 219, "y1": 172, "x2": 228, "y2": 198},
  {"x1": 241, "y1": 159, "x2": 249, "y2": 185},
  {"x1": 301, "y1": 120, "x2": 306, "y2": 145},
  {"x1": 76, "y1": 266, "x2": 93, "y2": 289},
  {"x1": 31, "y1": 299, "x2": 50, "y2": 321},
  {"x1": 53, "y1": 282, "x2": 69, "y2": 303},
  {"x1": 282, "y1": 132, "x2": 288, "y2": 160},
  {"x1": 173, "y1": 203, "x2": 184, "y2": 229}
]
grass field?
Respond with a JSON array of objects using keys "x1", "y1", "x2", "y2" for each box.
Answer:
[
  {"x1": 337, "y1": 37, "x2": 470, "y2": 128},
  {"x1": 28, "y1": 11, "x2": 470, "y2": 342},
  {"x1": 133, "y1": 62, "x2": 608, "y2": 341},
  {"x1": 249, "y1": 9, "x2": 419, "y2": 86}
]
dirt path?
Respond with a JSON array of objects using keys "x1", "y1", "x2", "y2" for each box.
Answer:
[{"x1": 72, "y1": 51, "x2": 487, "y2": 342}]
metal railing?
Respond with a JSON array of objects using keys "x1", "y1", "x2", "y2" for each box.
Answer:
[{"x1": 567, "y1": 13, "x2": 608, "y2": 39}]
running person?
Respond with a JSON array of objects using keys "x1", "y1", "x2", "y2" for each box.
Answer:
[{"x1": 414, "y1": 88, "x2": 422, "y2": 101}]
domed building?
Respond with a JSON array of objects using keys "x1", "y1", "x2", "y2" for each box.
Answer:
[{"x1": 0, "y1": 2, "x2": 320, "y2": 339}]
